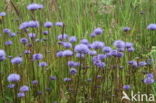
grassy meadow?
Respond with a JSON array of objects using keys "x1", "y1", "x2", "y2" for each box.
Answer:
[{"x1": 0, "y1": 0, "x2": 156, "y2": 103}]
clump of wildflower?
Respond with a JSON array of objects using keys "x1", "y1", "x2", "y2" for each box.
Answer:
[
  {"x1": 33, "y1": 53, "x2": 43, "y2": 60},
  {"x1": 74, "y1": 44, "x2": 90, "y2": 54},
  {"x1": 39, "y1": 62, "x2": 48, "y2": 67},
  {"x1": 147, "y1": 24, "x2": 156, "y2": 30},
  {"x1": 122, "y1": 27, "x2": 131, "y2": 32},
  {"x1": 0, "y1": 12, "x2": 6, "y2": 16},
  {"x1": 0, "y1": 50, "x2": 6, "y2": 61},
  {"x1": 143, "y1": 73, "x2": 155, "y2": 84},
  {"x1": 20, "y1": 85, "x2": 29, "y2": 92},
  {"x1": 44, "y1": 21, "x2": 53, "y2": 28}
]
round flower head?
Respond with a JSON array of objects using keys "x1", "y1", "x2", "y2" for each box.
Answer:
[
  {"x1": 31, "y1": 80, "x2": 38, "y2": 85},
  {"x1": 7, "y1": 73, "x2": 20, "y2": 82},
  {"x1": 19, "y1": 22, "x2": 29, "y2": 30},
  {"x1": 147, "y1": 24, "x2": 156, "y2": 30},
  {"x1": 69, "y1": 36, "x2": 77, "y2": 43},
  {"x1": 20, "y1": 38, "x2": 28, "y2": 44},
  {"x1": 125, "y1": 42, "x2": 133, "y2": 48},
  {"x1": 27, "y1": 3, "x2": 43, "y2": 10},
  {"x1": 24, "y1": 50, "x2": 31, "y2": 54},
  {"x1": 90, "y1": 32, "x2": 96, "y2": 37},
  {"x1": 80, "y1": 39, "x2": 89, "y2": 45},
  {"x1": 56, "y1": 51, "x2": 64, "y2": 57},
  {"x1": 69, "y1": 68, "x2": 77, "y2": 75},
  {"x1": 5, "y1": 40, "x2": 13, "y2": 46},
  {"x1": 68, "y1": 61, "x2": 80, "y2": 67},
  {"x1": 117, "y1": 48, "x2": 125, "y2": 52},
  {"x1": 144, "y1": 77, "x2": 154, "y2": 84},
  {"x1": 127, "y1": 47, "x2": 135, "y2": 52},
  {"x1": 123, "y1": 85, "x2": 131, "y2": 90},
  {"x1": 93, "y1": 60, "x2": 106, "y2": 68},
  {"x1": 3, "y1": 28, "x2": 11, "y2": 34},
  {"x1": 88, "y1": 50, "x2": 97, "y2": 56},
  {"x1": 28, "y1": 21, "x2": 39, "y2": 28},
  {"x1": 122, "y1": 27, "x2": 131, "y2": 32},
  {"x1": 91, "y1": 41, "x2": 104, "y2": 49},
  {"x1": 146, "y1": 73, "x2": 154, "y2": 78},
  {"x1": 63, "y1": 78, "x2": 72, "y2": 82},
  {"x1": 33, "y1": 53, "x2": 43, "y2": 60},
  {"x1": 138, "y1": 61, "x2": 147, "y2": 67},
  {"x1": 49, "y1": 76, "x2": 57, "y2": 80},
  {"x1": 20, "y1": 85, "x2": 29, "y2": 92},
  {"x1": 128, "y1": 60, "x2": 138, "y2": 68},
  {"x1": 113, "y1": 40, "x2": 125, "y2": 48},
  {"x1": 63, "y1": 50, "x2": 73, "y2": 57},
  {"x1": 102, "y1": 46, "x2": 112, "y2": 53},
  {"x1": 39, "y1": 62, "x2": 48, "y2": 67},
  {"x1": 57, "y1": 34, "x2": 68, "y2": 40},
  {"x1": 9, "y1": 32, "x2": 16, "y2": 37},
  {"x1": 0, "y1": 12, "x2": 6, "y2": 16},
  {"x1": 42, "y1": 31, "x2": 49, "y2": 35},
  {"x1": 97, "y1": 54, "x2": 107, "y2": 60},
  {"x1": 28, "y1": 33, "x2": 36, "y2": 39},
  {"x1": 0, "y1": 49, "x2": 6, "y2": 58},
  {"x1": 44, "y1": 21, "x2": 53, "y2": 28},
  {"x1": 55, "y1": 22, "x2": 64, "y2": 27},
  {"x1": 11, "y1": 57, "x2": 23, "y2": 64},
  {"x1": 76, "y1": 53, "x2": 85, "y2": 58},
  {"x1": 17, "y1": 92, "x2": 25, "y2": 98},
  {"x1": 7, "y1": 84, "x2": 15, "y2": 88},
  {"x1": 74, "y1": 44, "x2": 90, "y2": 54},
  {"x1": 94, "y1": 28, "x2": 103, "y2": 35},
  {"x1": 62, "y1": 42, "x2": 72, "y2": 48}
]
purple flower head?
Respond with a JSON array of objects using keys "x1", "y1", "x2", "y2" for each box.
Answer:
[
  {"x1": 28, "y1": 21, "x2": 39, "y2": 28},
  {"x1": 9, "y1": 32, "x2": 16, "y2": 37},
  {"x1": 62, "y1": 42, "x2": 72, "y2": 48},
  {"x1": 33, "y1": 53, "x2": 43, "y2": 60},
  {"x1": 69, "y1": 36, "x2": 77, "y2": 43},
  {"x1": 93, "y1": 60, "x2": 106, "y2": 68},
  {"x1": 74, "y1": 44, "x2": 90, "y2": 54},
  {"x1": 94, "y1": 28, "x2": 103, "y2": 35},
  {"x1": 128, "y1": 60, "x2": 138, "y2": 68},
  {"x1": 19, "y1": 22, "x2": 29, "y2": 29},
  {"x1": 102, "y1": 46, "x2": 112, "y2": 53},
  {"x1": 24, "y1": 50, "x2": 31, "y2": 54},
  {"x1": 7, "y1": 73, "x2": 20, "y2": 82},
  {"x1": 27, "y1": 3, "x2": 43, "y2": 10},
  {"x1": 69, "y1": 68, "x2": 77, "y2": 75},
  {"x1": 39, "y1": 62, "x2": 48, "y2": 67},
  {"x1": 55, "y1": 22, "x2": 64, "y2": 27},
  {"x1": 44, "y1": 21, "x2": 53, "y2": 28},
  {"x1": 28, "y1": 33, "x2": 36, "y2": 39},
  {"x1": 63, "y1": 50, "x2": 73, "y2": 57},
  {"x1": 117, "y1": 48, "x2": 125, "y2": 52},
  {"x1": 0, "y1": 12, "x2": 6, "y2": 16},
  {"x1": 31, "y1": 80, "x2": 38, "y2": 85},
  {"x1": 88, "y1": 50, "x2": 97, "y2": 56},
  {"x1": 144, "y1": 77, "x2": 154, "y2": 84},
  {"x1": 3, "y1": 28, "x2": 11, "y2": 34},
  {"x1": 122, "y1": 27, "x2": 131, "y2": 32},
  {"x1": 20, "y1": 85, "x2": 29, "y2": 92},
  {"x1": 138, "y1": 61, "x2": 147, "y2": 67},
  {"x1": 147, "y1": 24, "x2": 156, "y2": 30},
  {"x1": 49, "y1": 76, "x2": 57, "y2": 80},
  {"x1": 125, "y1": 42, "x2": 133, "y2": 48},
  {"x1": 90, "y1": 32, "x2": 96, "y2": 37},
  {"x1": 80, "y1": 39, "x2": 89, "y2": 45},
  {"x1": 7, "y1": 84, "x2": 15, "y2": 88},
  {"x1": 91, "y1": 41, "x2": 104, "y2": 49},
  {"x1": 63, "y1": 78, "x2": 72, "y2": 82},
  {"x1": 20, "y1": 38, "x2": 28, "y2": 44},
  {"x1": 17, "y1": 92, "x2": 25, "y2": 98},
  {"x1": 56, "y1": 51, "x2": 64, "y2": 57},
  {"x1": 97, "y1": 54, "x2": 107, "y2": 60},
  {"x1": 68, "y1": 61, "x2": 80, "y2": 67},
  {"x1": 123, "y1": 85, "x2": 131, "y2": 90},
  {"x1": 76, "y1": 53, "x2": 85, "y2": 58},
  {"x1": 42, "y1": 31, "x2": 49, "y2": 35},
  {"x1": 127, "y1": 47, "x2": 135, "y2": 52},
  {"x1": 11, "y1": 57, "x2": 23, "y2": 64},
  {"x1": 57, "y1": 34, "x2": 68, "y2": 40},
  {"x1": 113, "y1": 40, "x2": 125, "y2": 48},
  {"x1": 5, "y1": 40, "x2": 13, "y2": 46},
  {"x1": 0, "y1": 50, "x2": 6, "y2": 61},
  {"x1": 146, "y1": 73, "x2": 154, "y2": 78}
]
